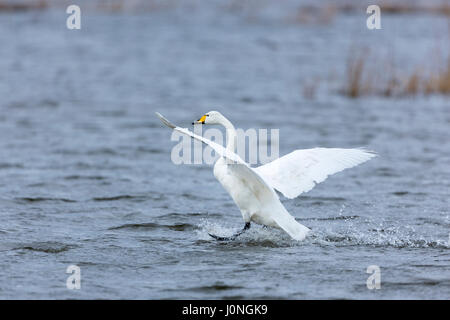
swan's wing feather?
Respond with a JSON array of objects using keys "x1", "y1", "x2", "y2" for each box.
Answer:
[
  {"x1": 254, "y1": 148, "x2": 376, "y2": 199},
  {"x1": 155, "y1": 112, "x2": 176, "y2": 129},
  {"x1": 227, "y1": 163, "x2": 278, "y2": 203},
  {"x1": 156, "y1": 112, "x2": 246, "y2": 164}
]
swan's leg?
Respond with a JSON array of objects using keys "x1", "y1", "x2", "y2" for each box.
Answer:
[{"x1": 209, "y1": 222, "x2": 250, "y2": 241}]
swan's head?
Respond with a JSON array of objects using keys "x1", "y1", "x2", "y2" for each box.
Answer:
[{"x1": 192, "y1": 111, "x2": 222, "y2": 125}]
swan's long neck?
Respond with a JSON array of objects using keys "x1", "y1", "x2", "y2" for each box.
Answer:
[{"x1": 218, "y1": 115, "x2": 237, "y2": 153}]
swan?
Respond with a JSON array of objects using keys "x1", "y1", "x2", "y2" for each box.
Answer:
[{"x1": 156, "y1": 111, "x2": 376, "y2": 241}]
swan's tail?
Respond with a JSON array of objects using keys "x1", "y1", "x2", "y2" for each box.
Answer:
[{"x1": 273, "y1": 208, "x2": 310, "y2": 241}]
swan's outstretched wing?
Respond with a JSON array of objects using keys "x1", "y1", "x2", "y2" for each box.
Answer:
[
  {"x1": 254, "y1": 148, "x2": 376, "y2": 199},
  {"x1": 156, "y1": 112, "x2": 246, "y2": 165}
]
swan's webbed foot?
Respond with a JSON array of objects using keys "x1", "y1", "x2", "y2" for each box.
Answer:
[{"x1": 209, "y1": 222, "x2": 250, "y2": 241}]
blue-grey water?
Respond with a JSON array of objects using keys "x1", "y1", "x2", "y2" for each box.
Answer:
[{"x1": 0, "y1": 4, "x2": 449, "y2": 299}]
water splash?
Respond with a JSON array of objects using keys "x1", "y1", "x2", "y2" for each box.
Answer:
[
  {"x1": 196, "y1": 219, "x2": 307, "y2": 247},
  {"x1": 196, "y1": 216, "x2": 449, "y2": 249}
]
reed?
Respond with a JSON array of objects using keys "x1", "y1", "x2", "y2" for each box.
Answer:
[
  {"x1": 340, "y1": 49, "x2": 450, "y2": 98},
  {"x1": 0, "y1": 0, "x2": 47, "y2": 11}
]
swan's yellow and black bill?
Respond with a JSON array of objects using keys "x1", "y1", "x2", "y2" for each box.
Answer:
[{"x1": 192, "y1": 114, "x2": 207, "y2": 125}]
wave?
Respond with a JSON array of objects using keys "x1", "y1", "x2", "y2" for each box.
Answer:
[
  {"x1": 300, "y1": 215, "x2": 359, "y2": 221},
  {"x1": 186, "y1": 283, "x2": 244, "y2": 292},
  {"x1": 157, "y1": 212, "x2": 221, "y2": 218},
  {"x1": 13, "y1": 241, "x2": 77, "y2": 253},
  {"x1": 92, "y1": 193, "x2": 165, "y2": 202},
  {"x1": 0, "y1": 163, "x2": 24, "y2": 169},
  {"x1": 64, "y1": 175, "x2": 107, "y2": 181},
  {"x1": 15, "y1": 197, "x2": 76, "y2": 203},
  {"x1": 109, "y1": 222, "x2": 196, "y2": 231}
]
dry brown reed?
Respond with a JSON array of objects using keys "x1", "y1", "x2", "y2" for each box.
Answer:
[{"x1": 341, "y1": 49, "x2": 450, "y2": 98}]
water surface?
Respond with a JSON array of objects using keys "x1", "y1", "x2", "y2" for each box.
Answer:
[{"x1": 0, "y1": 6, "x2": 449, "y2": 299}]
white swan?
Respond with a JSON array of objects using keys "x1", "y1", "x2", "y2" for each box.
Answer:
[{"x1": 156, "y1": 111, "x2": 376, "y2": 241}]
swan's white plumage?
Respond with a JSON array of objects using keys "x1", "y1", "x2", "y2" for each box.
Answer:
[
  {"x1": 156, "y1": 112, "x2": 375, "y2": 241},
  {"x1": 254, "y1": 148, "x2": 376, "y2": 199}
]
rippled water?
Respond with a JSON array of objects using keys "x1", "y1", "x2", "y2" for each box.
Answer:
[{"x1": 0, "y1": 6, "x2": 449, "y2": 299}]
